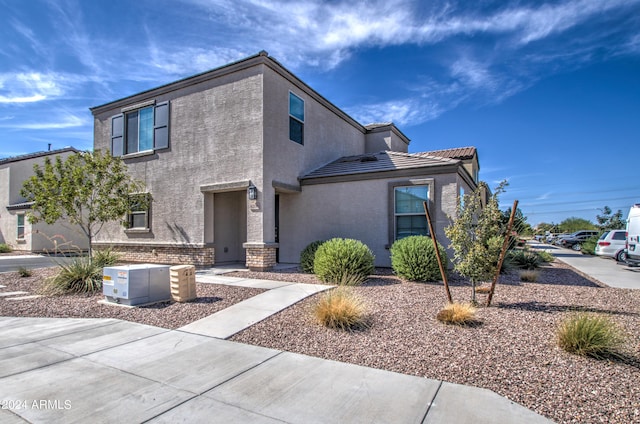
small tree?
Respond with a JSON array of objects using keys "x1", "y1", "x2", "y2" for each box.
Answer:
[
  {"x1": 596, "y1": 206, "x2": 625, "y2": 231},
  {"x1": 445, "y1": 181, "x2": 507, "y2": 304},
  {"x1": 558, "y1": 217, "x2": 596, "y2": 233},
  {"x1": 21, "y1": 150, "x2": 147, "y2": 257}
]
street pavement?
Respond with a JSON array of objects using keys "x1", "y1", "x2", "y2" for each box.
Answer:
[
  {"x1": 531, "y1": 242, "x2": 640, "y2": 289},
  {"x1": 0, "y1": 255, "x2": 76, "y2": 273}
]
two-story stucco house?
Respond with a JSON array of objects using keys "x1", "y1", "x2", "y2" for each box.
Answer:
[
  {"x1": 0, "y1": 147, "x2": 90, "y2": 253},
  {"x1": 90, "y1": 51, "x2": 479, "y2": 270}
]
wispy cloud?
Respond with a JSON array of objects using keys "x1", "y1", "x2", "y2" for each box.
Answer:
[
  {"x1": 167, "y1": 0, "x2": 639, "y2": 126},
  {"x1": 0, "y1": 72, "x2": 66, "y2": 103},
  {"x1": 0, "y1": 112, "x2": 86, "y2": 130},
  {"x1": 346, "y1": 98, "x2": 443, "y2": 127}
]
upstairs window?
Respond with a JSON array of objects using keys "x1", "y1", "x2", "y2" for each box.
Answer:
[
  {"x1": 111, "y1": 102, "x2": 169, "y2": 156},
  {"x1": 289, "y1": 92, "x2": 304, "y2": 145},
  {"x1": 394, "y1": 186, "x2": 429, "y2": 240},
  {"x1": 17, "y1": 214, "x2": 25, "y2": 239}
]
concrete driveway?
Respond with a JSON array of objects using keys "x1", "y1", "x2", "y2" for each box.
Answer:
[
  {"x1": 0, "y1": 255, "x2": 76, "y2": 273},
  {"x1": 531, "y1": 242, "x2": 640, "y2": 289}
]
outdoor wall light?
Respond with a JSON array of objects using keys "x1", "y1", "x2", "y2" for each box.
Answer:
[{"x1": 248, "y1": 185, "x2": 258, "y2": 200}]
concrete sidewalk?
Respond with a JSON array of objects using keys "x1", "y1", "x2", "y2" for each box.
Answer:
[
  {"x1": 530, "y1": 241, "x2": 640, "y2": 289},
  {"x1": 180, "y1": 277, "x2": 334, "y2": 338},
  {"x1": 0, "y1": 317, "x2": 552, "y2": 423}
]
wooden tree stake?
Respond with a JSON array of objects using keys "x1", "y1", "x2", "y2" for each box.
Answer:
[
  {"x1": 486, "y1": 200, "x2": 519, "y2": 307},
  {"x1": 423, "y1": 201, "x2": 453, "y2": 303}
]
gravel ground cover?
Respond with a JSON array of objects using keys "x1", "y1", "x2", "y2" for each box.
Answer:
[
  {"x1": 0, "y1": 267, "x2": 264, "y2": 329},
  {"x1": 228, "y1": 262, "x2": 640, "y2": 424},
  {"x1": 1, "y1": 261, "x2": 638, "y2": 423}
]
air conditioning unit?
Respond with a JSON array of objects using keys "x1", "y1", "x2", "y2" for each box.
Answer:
[{"x1": 103, "y1": 264, "x2": 171, "y2": 306}]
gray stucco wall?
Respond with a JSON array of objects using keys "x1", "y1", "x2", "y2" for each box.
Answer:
[
  {"x1": 93, "y1": 67, "x2": 265, "y2": 249},
  {"x1": 93, "y1": 60, "x2": 371, "y2": 252},
  {"x1": 278, "y1": 171, "x2": 461, "y2": 267},
  {"x1": 0, "y1": 151, "x2": 88, "y2": 252},
  {"x1": 261, "y1": 66, "x2": 367, "y2": 244}
]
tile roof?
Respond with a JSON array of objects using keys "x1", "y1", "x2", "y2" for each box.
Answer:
[
  {"x1": 301, "y1": 151, "x2": 459, "y2": 180},
  {"x1": 0, "y1": 147, "x2": 79, "y2": 166},
  {"x1": 418, "y1": 147, "x2": 476, "y2": 160}
]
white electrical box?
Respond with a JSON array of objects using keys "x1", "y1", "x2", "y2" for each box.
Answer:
[{"x1": 103, "y1": 264, "x2": 171, "y2": 306}]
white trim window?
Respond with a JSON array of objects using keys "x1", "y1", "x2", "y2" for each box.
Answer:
[
  {"x1": 17, "y1": 214, "x2": 25, "y2": 239},
  {"x1": 127, "y1": 194, "x2": 150, "y2": 230},
  {"x1": 289, "y1": 92, "x2": 304, "y2": 145},
  {"x1": 394, "y1": 185, "x2": 429, "y2": 240}
]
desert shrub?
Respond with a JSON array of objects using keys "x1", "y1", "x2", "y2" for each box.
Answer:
[
  {"x1": 436, "y1": 302, "x2": 478, "y2": 325},
  {"x1": 300, "y1": 240, "x2": 325, "y2": 274},
  {"x1": 519, "y1": 269, "x2": 539, "y2": 282},
  {"x1": 43, "y1": 257, "x2": 102, "y2": 294},
  {"x1": 580, "y1": 235, "x2": 599, "y2": 255},
  {"x1": 313, "y1": 238, "x2": 375, "y2": 285},
  {"x1": 17, "y1": 267, "x2": 32, "y2": 278},
  {"x1": 506, "y1": 250, "x2": 541, "y2": 270},
  {"x1": 557, "y1": 313, "x2": 625, "y2": 359},
  {"x1": 475, "y1": 285, "x2": 492, "y2": 294},
  {"x1": 390, "y1": 236, "x2": 447, "y2": 282},
  {"x1": 92, "y1": 248, "x2": 120, "y2": 268},
  {"x1": 536, "y1": 250, "x2": 555, "y2": 263},
  {"x1": 0, "y1": 243, "x2": 11, "y2": 253},
  {"x1": 313, "y1": 288, "x2": 368, "y2": 331}
]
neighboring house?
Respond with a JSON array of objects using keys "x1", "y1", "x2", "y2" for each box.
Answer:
[
  {"x1": 0, "y1": 147, "x2": 90, "y2": 253},
  {"x1": 90, "y1": 51, "x2": 480, "y2": 269}
]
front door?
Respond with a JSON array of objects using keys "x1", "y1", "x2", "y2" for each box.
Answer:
[{"x1": 213, "y1": 191, "x2": 247, "y2": 263}]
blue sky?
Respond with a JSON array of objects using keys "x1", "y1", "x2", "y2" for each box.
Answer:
[{"x1": 1, "y1": 0, "x2": 639, "y2": 226}]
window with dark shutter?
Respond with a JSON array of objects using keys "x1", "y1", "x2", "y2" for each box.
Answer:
[{"x1": 110, "y1": 101, "x2": 170, "y2": 156}]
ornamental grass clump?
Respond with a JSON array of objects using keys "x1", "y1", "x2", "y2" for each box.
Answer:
[
  {"x1": 436, "y1": 302, "x2": 478, "y2": 325},
  {"x1": 390, "y1": 236, "x2": 447, "y2": 282},
  {"x1": 92, "y1": 248, "x2": 120, "y2": 268},
  {"x1": 313, "y1": 238, "x2": 374, "y2": 285},
  {"x1": 42, "y1": 257, "x2": 103, "y2": 295},
  {"x1": 300, "y1": 240, "x2": 325, "y2": 274},
  {"x1": 0, "y1": 243, "x2": 11, "y2": 253},
  {"x1": 313, "y1": 288, "x2": 368, "y2": 331},
  {"x1": 557, "y1": 313, "x2": 625, "y2": 359},
  {"x1": 519, "y1": 269, "x2": 539, "y2": 282}
]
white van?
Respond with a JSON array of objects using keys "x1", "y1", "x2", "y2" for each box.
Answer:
[{"x1": 626, "y1": 204, "x2": 640, "y2": 266}]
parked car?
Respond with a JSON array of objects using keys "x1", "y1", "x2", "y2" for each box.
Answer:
[
  {"x1": 559, "y1": 230, "x2": 599, "y2": 251},
  {"x1": 626, "y1": 204, "x2": 640, "y2": 266},
  {"x1": 595, "y1": 230, "x2": 627, "y2": 262}
]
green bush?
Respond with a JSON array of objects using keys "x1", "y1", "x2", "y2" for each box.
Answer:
[
  {"x1": 17, "y1": 267, "x2": 32, "y2": 278},
  {"x1": 535, "y1": 250, "x2": 555, "y2": 263},
  {"x1": 0, "y1": 243, "x2": 11, "y2": 253},
  {"x1": 300, "y1": 240, "x2": 325, "y2": 273},
  {"x1": 43, "y1": 257, "x2": 103, "y2": 294},
  {"x1": 313, "y1": 238, "x2": 375, "y2": 285},
  {"x1": 557, "y1": 313, "x2": 625, "y2": 359},
  {"x1": 580, "y1": 235, "x2": 600, "y2": 255},
  {"x1": 506, "y1": 250, "x2": 541, "y2": 270},
  {"x1": 92, "y1": 248, "x2": 120, "y2": 268},
  {"x1": 390, "y1": 236, "x2": 447, "y2": 282}
]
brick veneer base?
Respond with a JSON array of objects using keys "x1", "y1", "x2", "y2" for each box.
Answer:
[
  {"x1": 96, "y1": 245, "x2": 215, "y2": 267},
  {"x1": 245, "y1": 247, "x2": 276, "y2": 271}
]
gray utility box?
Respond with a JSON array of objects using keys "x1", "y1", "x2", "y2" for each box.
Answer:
[{"x1": 103, "y1": 264, "x2": 171, "y2": 306}]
